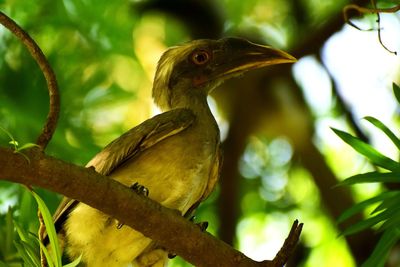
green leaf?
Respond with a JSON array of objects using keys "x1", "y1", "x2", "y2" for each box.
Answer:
[
  {"x1": 393, "y1": 83, "x2": 400, "y2": 104},
  {"x1": 0, "y1": 126, "x2": 19, "y2": 150},
  {"x1": 19, "y1": 239, "x2": 40, "y2": 267},
  {"x1": 8, "y1": 140, "x2": 19, "y2": 147},
  {"x1": 341, "y1": 209, "x2": 394, "y2": 236},
  {"x1": 371, "y1": 192, "x2": 400, "y2": 214},
  {"x1": 378, "y1": 211, "x2": 400, "y2": 232},
  {"x1": 15, "y1": 143, "x2": 40, "y2": 152},
  {"x1": 0, "y1": 126, "x2": 16, "y2": 144},
  {"x1": 362, "y1": 227, "x2": 400, "y2": 267},
  {"x1": 13, "y1": 240, "x2": 37, "y2": 267},
  {"x1": 31, "y1": 191, "x2": 62, "y2": 267},
  {"x1": 339, "y1": 172, "x2": 400, "y2": 186},
  {"x1": 35, "y1": 235, "x2": 55, "y2": 267},
  {"x1": 332, "y1": 128, "x2": 400, "y2": 171},
  {"x1": 14, "y1": 223, "x2": 30, "y2": 243},
  {"x1": 14, "y1": 223, "x2": 41, "y2": 266},
  {"x1": 5, "y1": 207, "x2": 15, "y2": 256},
  {"x1": 337, "y1": 191, "x2": 398, "y2": 223},
  {"x1": 364, "y1": 116, "x2": 400, "y2": 150},
  {"x1": 63, "y1": 254, "x2": 82, "y2": 267}
]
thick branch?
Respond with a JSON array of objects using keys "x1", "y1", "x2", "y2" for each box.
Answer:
[
  {"x1": 0, "y1": 11, "x2": 60, "y2": 149},
  {"x1": 0, "y1": 147, "x2": 301, "y2": 267}
]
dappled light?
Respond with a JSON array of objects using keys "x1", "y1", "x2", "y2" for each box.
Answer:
[{"x1": 1, "y1": 0, "x2": 400, "y2": 266}]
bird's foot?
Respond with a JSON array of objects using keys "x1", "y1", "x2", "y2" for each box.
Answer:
[
  {"x1": 189, "y1": 215, "x2": 209, "y2": 232},
  {"x1": 130, "y1": 182, "x2": 150, "y2": 197},
  {"x1": 168, "y1": 253, "x2": 177, "y2": 259},
  {"x1": 116, "y1": 182, "x2": 149, "y2": 229}
]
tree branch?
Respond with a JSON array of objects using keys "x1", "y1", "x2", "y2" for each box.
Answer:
[
  {"x1": 343, "y1": 0, "x2": 400, "y2": 55},
  {"x1": 0, "y1": 147, "x2": 302, "y2": 267},
  {"x1": 0, "y1": 11, "x2": 60, "y2": 150}
]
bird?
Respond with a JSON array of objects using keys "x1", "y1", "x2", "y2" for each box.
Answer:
[{"x1": 50, "y1": 37, "x2": 296, "y2": 267}]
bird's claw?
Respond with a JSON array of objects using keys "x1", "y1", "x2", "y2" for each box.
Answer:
[
  {"x1": 168, "y1": 252, "x2": 177, "y2": 259},
  {"x1": 130, "y1": 182, "x2": 149, "y2": 197},
  {"x1": 189, "y1": 215, "x2": 208, "y2": 232},
  {"x1": 116, "y1": 182, "x2": 149, "y2": 229},
  {"x1": 196, "y1": 221, "x2": 208, "y2": 232}
]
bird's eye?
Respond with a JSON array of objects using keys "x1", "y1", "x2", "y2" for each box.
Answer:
[{"x1": 190, "y1": 50, "x2": 211, "y2": 65}]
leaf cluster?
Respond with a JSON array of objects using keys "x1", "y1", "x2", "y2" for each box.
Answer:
[
  {"x1": 0, "y1": 189, "x2": 80, "y2": 267},
  {"x1": 333, "y1": 83, "x2": 400, "y2": 267}
]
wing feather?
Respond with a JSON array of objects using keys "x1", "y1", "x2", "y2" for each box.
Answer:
[
  {"x1": 201, "y1": 144, "x2": 223, "y2": 201},
  {"x1": 183, "y1": 143, "x2": 222, "y2": 218},
  {"x1": 52, "y1": 108, "x2": 196, "y2": 232}
]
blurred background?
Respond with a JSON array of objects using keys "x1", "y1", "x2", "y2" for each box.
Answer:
[{"x1": 1, "y1": 0, "x2": 400, "y2": 266}]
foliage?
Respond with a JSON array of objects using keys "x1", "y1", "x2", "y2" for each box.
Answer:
[
  {"x1": 0, "y1": 208, "x2": 18, "y2": 266},
  {"x1": 1, "y1": 0, "x2": 400, "y2": 266},
  {"x1": 0, "y1": 188, "x2": 81, "y2": 267},
  {"x1": 334, "y1": 83, "x2": 400, "y2": 267},
  {"x1": 0, "y1": 126, "x2": 40, "y2": 163}
]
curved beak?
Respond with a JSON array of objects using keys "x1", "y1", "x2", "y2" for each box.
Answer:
[{"x1": 212, "y1": 38, "x2": 296, "y2": 80}]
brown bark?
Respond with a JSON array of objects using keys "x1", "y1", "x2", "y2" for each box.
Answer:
[{"x1": 0, "y1": 147, "x2": 302, "y2": 267}]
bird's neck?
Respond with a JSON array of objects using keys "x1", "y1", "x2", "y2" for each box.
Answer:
[
  {"x1": 163, "y1": 89, "x2": 211, "y2": 116},
  {"x1": 163, "y1": 93, "x2": 218, "y2": 132}
]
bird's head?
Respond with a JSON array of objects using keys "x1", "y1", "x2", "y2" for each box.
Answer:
[{"x1": 152, "y1": 37, "x2": 296, "y2": 111}]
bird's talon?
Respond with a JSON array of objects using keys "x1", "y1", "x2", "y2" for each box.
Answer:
[
  {"x1": 197, "y1": 221, "x2": 208, "y2": 232},
  {"x1": 116, "y1": 221, "x2": 124, "y2": 229},
  {"x1": 87, "y1": 166, "x2": 96, "y2": 172},
  {"x1": 116, "y1": 183, "x2": 148, "y2": 229},
  {"x1": 130, "y1": 182, "x2": 149, "y2": 197},
  {"x1": 168, "y1": 253, "x2": 177, "y2": 259},
  {"x1": 189, "y1": 216, "x2": 208, "y2": 231}
]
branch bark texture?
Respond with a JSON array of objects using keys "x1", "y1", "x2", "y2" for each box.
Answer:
[{"x1": 0, "y1": 147, "x2": 300, "y2": 267}]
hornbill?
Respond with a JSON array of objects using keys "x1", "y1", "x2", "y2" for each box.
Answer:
[{"x1": 50, "y1": 37, "x2": 296, "y2": 267}]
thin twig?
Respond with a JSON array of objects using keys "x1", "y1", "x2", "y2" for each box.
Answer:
[
  {"x1": 343, "y1": 1, "x2": 400, "y2": 55},
  {"x1": 0, "y1": 11, "x2": 60, "y2": 149},
  {"x1": 371, "y1": 0, "x2": 397, "y2": 55}
]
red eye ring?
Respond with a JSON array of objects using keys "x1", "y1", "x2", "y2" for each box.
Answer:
[{"x1": 191, "y1": 50, "x2": 211, "y2": 65}]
